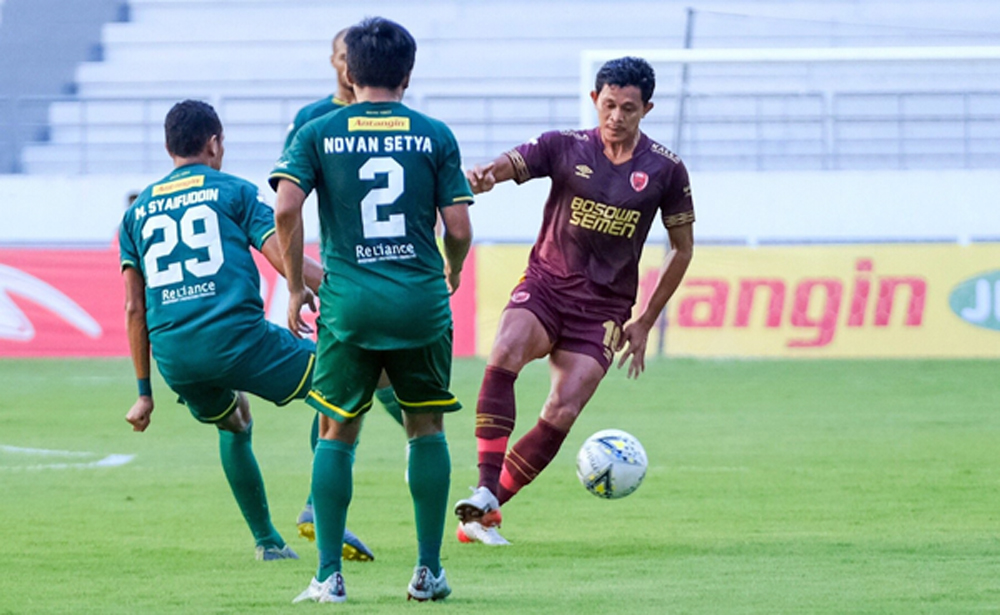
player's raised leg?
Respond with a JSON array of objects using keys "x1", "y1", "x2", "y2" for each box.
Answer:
[
  {"x1": 497, "y1": 348, "x2": 604, "y2": 505},
  {"x1": 215, "y1": 393, "x2": 297, "y2": 560},
  {"x1": 456, "y1": 307, "x2": 551, "y2": 525}
]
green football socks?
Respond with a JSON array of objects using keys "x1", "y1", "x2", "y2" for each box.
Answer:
[
  {"x1": 313, "y1": 438, "x2": 355, "y2": 582},
  {"x1": 217, "y1": 423, "x2": 283, "y2": 549},
  {"x1": 407, "y1": 432, "x2": 450, "y2": 576}
]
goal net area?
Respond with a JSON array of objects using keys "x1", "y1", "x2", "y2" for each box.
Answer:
[{"x1": 578, "y1": 47, "x2": 1000, "y2": 171}]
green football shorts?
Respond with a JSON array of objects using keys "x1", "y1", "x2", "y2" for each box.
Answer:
[
  {"x1": 166, "y1": 323, "x2": 315, "y2": 424},
  {"x1": 307, "y1": 321, "x2": 461, "y2": 422}
]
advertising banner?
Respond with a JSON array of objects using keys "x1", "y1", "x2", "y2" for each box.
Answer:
[
  {"x1": 0, "y1": 247, "x2": 478, "y2": 358},
  {"x1": 476, "y1": 243, "x2": 1000, "y2": 358}
]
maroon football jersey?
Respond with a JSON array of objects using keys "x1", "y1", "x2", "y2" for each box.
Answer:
[{"x1": 506, "y1": 128, "x2": 694, "y2": 316}]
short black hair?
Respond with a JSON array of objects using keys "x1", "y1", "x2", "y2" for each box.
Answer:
[
  {"x1": 344, "y1": 17, "x2": 416, "y2": 90},
  {"x1": 164, "y1": 100, "x2": 222, "y2": 157},
  {"x1": 595, "y1": 57, "x2": 656, "y2": 104}
]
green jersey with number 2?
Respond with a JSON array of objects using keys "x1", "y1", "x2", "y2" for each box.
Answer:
[{"x1": 270, "y1": 101, "x2": 473, "y2": 350}]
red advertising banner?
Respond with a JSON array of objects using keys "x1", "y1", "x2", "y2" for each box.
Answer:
[{"x1": 0, "y1": 247, "x2": 477, "y2": 358}]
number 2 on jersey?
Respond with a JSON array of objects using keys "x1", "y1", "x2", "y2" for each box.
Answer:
[
  {"x1": 142, "y1": 204, "x2": 224, "y2": 288},
  {"x1": 359, "y1": 156, "x2": 406, "y2": 238}
]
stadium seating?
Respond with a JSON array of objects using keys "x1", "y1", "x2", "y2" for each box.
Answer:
[{"x1": 16, "y1": 0, "x2": 1000, "y2": 176}]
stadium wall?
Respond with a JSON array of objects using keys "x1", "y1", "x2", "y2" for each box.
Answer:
[{"x1": 0, "y1": 170, "x2": 997, "y2": 358}]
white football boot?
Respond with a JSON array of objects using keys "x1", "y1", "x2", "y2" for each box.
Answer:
[
  {"x1": 457, "y1": 519, "x2": 511, "y2": 546},
  {"x1": 453, "y1": 485, "x2": 500, "y2": 523},
  {"x1": 407, "y1": 566, "x2": 452, "y2": 601},
  {"x1": 292, "y1": 572, "x2": 347, "y2": 604}
]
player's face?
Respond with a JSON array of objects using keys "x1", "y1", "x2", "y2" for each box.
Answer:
[
  {"x1": 591, "y1": 84, "x2": 653, "y2": 147},
  {"x1": 331, "y1": 37, "x2": 350, "y2": 91}
]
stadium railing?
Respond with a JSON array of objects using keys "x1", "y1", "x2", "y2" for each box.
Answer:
[{"x1": 13, "y1": 89, "x2": 1000, "y2": 175}]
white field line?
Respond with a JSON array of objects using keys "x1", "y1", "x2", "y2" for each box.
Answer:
[{"x1": 0, "y1": 445, "x2": 135, "y2": 470}]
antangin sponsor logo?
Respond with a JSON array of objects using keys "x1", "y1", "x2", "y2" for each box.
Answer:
[
  {"x1": 348, "y1": 116, "x2": 411, "y2": 132},
  {"x1": 152, "y1": 175, "x2": 205, "y2": 196}
]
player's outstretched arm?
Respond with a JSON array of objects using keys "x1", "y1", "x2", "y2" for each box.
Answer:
[
  {"x1": 122, "y1": 266, "x2": 154, "y2": 431},
  {"x1": 274, "y1": 179, "x2": 316, "y2": 337},
  {"x1": 440, "y1": 203, "x2": 473, "y2": 294},
  {"x1": 465, "y1": 154, "x2": 514, "y2": 194},
  {"x1": 260, "y1": 234, "x2": 324, "y2": 294},
  {"x1": 618, "y1": 223, "x2": 694, "y2": 379}
]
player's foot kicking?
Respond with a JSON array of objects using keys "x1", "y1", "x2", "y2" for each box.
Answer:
[
  {"x1": 453, "y1": 485, "x2": 500, "y2": 523},
  {"x1": 456, "y1": 509, "x2": 510, "y2": 546},
  {"x1": 296, "y1": 503, "x2": 375, "y2": 561},
  {"x1": 293, "y1": 572, "x2": 346, "y2": 604},
  {"x1": 407, "y1": 566, "x2": 452, "y2": 601},
  {"x1": 255, "y1": 544, "x2": 299, "y2": 560}
]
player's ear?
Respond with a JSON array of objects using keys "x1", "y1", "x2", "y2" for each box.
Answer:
[
  {"x1": 344, "y1": 67, "x2": 356, "y2": 88},
  {"x1": 590, "y1": 90, "x2": 599, "y2": 106},
  {"x1": 401, "y1": 72, "x2": 411, "y2": 91},
  {"x1": 643, "y1": 101, "x2": 654, "y2": 116}
]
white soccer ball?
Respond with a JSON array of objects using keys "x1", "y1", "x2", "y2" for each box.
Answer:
[{"x1": 576, "y1": 429, "x2": 648, "y2": 499}]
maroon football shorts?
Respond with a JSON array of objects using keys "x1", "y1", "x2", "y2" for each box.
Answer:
[{"x1": 504, "y1": 276, "x2": 625, "y2": 371}]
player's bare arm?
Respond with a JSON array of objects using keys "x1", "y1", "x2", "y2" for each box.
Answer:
[
  {"x1": 260, "y1": 234, "x2": 324, "y2": 294},
  {"x1": 274, "y1": 179, "x2": 316, "y2": 337},
  {"x1": 122, "y1": 266, "x2": 154, "y2": 431},
  {"x1": 465, "y1": 154, "x2": 514, "y2": 194},
  {"x1": 617, "y1": 222, "x2": 694, "y2": 379},
  {"x1": 440, "y1": 202, "x2": 473, "y2": 294}
]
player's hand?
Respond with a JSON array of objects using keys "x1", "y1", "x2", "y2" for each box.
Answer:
[
  {"x1": 466, "y1": 162, "x2": 496, "y2": 194},
  {"x1": 287, "y1": 287, "x2": 317, "y2": 338},
  {"x1": 616, "y1": 320, "x2": 652, "y2": 379},
  {"x1": 126, "y1": 396, "x2": 154, "y2": 432},
  {"x1": 445, "y1": 264, "x2": 462, "y2": 295}
]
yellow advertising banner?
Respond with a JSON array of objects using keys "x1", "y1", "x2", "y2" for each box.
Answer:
[{"x1": 475, "y1": 243, "x2": 1000, "y2": 358}]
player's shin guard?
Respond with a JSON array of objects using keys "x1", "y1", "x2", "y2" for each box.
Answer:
[
  {"x1": 218, "y1": 423, "x2": 283, "y2": 548},
  {"x1": 497, "y1": 418, "x2": 568, "y2": 505},
  {"x1": 408, "y1": 432, "x2": 450, "y2": 576},
  {"x1": 312, "y1": 438, "x2": 354, "y2": 582},
  {"x1": 474, "y1": 366, "x2": 518, "y2": 492}
]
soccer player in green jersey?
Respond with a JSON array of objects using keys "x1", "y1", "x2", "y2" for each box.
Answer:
[
  {"x1": 271, "y1": 17, "x2": 473, "y2": 603},
  {"x1": 120, "y1": 100, "x2": 373, "y2": 562},
  {"x1": 283, "y1": 28, "x2": 354, "y2": 151},
  {"x1": 282, "y1": 25, "x2": 405, "y2": 548}
]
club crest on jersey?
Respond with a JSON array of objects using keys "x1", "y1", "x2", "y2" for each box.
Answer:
[
  {"x1": 511, "y1": 290, "x2": 531, "y2": 304},
  {"x1": 630, "y1": 171, "x2": 649, "y2": 192}
]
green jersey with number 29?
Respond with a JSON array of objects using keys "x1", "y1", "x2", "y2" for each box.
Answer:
[
  {"x1": 119, "y1": 164, "x2": 276, "y2": 380},
  {"x1": 270, "y1": 101, "x2": 473, "y2": 350}
]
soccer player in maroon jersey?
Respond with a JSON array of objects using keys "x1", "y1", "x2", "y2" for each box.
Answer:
[{"x1": 453, "y1": 56, "x2": 695, "y2": 545}]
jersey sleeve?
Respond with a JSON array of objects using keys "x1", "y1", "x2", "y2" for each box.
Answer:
[
  {"x1": 269, "y1": 120, "x2": 321, "y2": 195},
  {"x1": 119, "y1": 210, "x2": 141, "y2": 273},
  {"x1": 660, "y1": 160, "x2": 696, "y2": 228},
  {"x1": 504, "y1": 130, "x2": 559, "y2": 184},
  {"x1": 435, "y1": 122, "x2": 474, "y2": 209},
  {"x1": 237, "y1": 182, "x2": 277, "y2": 250}
]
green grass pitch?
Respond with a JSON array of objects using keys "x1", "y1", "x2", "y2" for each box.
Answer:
[{"x1": 1, "y1": 357, "x2": 998, "y2": 614}]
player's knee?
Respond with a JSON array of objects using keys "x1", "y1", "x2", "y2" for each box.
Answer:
[
  {"x1": 403, "y1": 412, "x2": 443, "y2": 439},
  {"x1": 540, "y1": 400, "x2": 581, "y2": 431}
]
